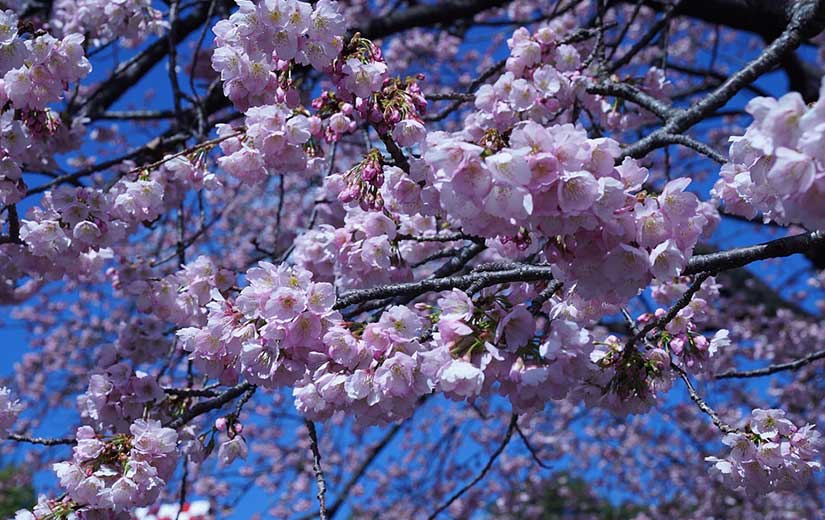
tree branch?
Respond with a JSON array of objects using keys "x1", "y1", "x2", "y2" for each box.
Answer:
[
  {"x1": 716, "y1": 348, "x2": 825, "y2": 379},
  {"x1": 684, "y1": 230, "x2": 825, "y2": 275},
  {"x1": 305, "y1": 420, "x2": 329, "y2": 520},
  {"x1": 622, "y1": 1, "x2": 823, "y2": 160}
]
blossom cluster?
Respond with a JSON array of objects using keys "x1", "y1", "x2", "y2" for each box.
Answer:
[
  {"x1": 713, "y1": 80, "x2": 825, "y2": 230},
  {"x1": 409, "y1": 14, "x2": 715, "y2": 312},
  {"x1": 77, "y1": 363, "x2": 165, "y2": 432},
  {"x1": 0, "y1": 386, "x2": 23, "y2": 436},
  {"x1": 51, "y1": 420, "x2": 178, "y2": 513},
  {"x1": 1, "y1": 15, "x2": 91, "y2": 111},
  {"x1": 0, "y1": 9, "x2": 91, "y2": 205},
  {"x1": 293, "y1": 304, "x2": 431, "y2": 424},
  {"x1": 112, "y1": 255, "x2": 235, "y2": 328},
  {"x1": 587, "y1": 333, "x2": 673, "y2": 414},
  {"x1": 52, "y1": 0, "x2": 166, "y2": 48},
  {"x1": 292, "y1": 195, "x2": 442, "y2": 290},
  {"x1": 177, "y1": 263, "x2": 340, "y2": 387},
  {"x1": 409, "y1": 26, "x2": 718, "y2": 308},
  {"x1": 707, "y1": 409, "x2": 822, "y2": 496},
  {"x1": 644, "y1": 275, "x2": 730, "y2": 371},
  {"x1": 215, "y1": 417, "x2": 248, "y2": 466},
  {"x1": 470, "y1": 19, "x2": 668, "y2": 134},
  {"x1": 295, "y1": 285, "x2": 600, "y2": 421},
  {"x1": 212, "y1": 0, "x2": 346, "y2": 111},
  {"x1": 425, "y1": 121, "x2": 716, "y2": 305},
  {"x1": 324, "y1": 33, "x2": 428, "y2": 144},
  {"x1": 0, "y1": 154, "x2": 210, "y2": 301},
  {"x1": 216, "y1": 104, "x2": 314, "y2": 184}
]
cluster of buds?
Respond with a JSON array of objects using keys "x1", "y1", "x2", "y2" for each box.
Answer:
[
  {"x1": 270, "y1": 59, "x2": 303, "y2": 108},
  {"x1": 500, "y1": 227, "x2": 532, "y2": 251},
  {"x1": 311, "y1": 91, "x2": 357, "y2": 142},
  {"x1": 214, "y1": 416, "x2": 244, "y2": 438},
  {"x1": 20, "y1": 108, "x2": 62, "y2": 138},
  {"x1": 324, "y1": 33, "x2": 428, "y2": 144},
  {"x1": 592, "y1": 335, "x2": 672, "y2": 411},
  {"x1": 214, "y1": 416, "x2": 248, "y2": 467},
  {"x1": 478, "y1": 128, "x2": 508, "y2": 154},
  {"x1": 337, "y1": 148, "x2": 385, "y2": 210},
  {"x1": 330, "y1": 32, "x2": 385, "y2": 91},
  {"x1": 366, "y1": 75, "x2": 428, "y2": 136}
]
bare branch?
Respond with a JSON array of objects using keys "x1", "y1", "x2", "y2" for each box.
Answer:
[
  {"x1": 716, "y1": 348, "x2": 825, "y2": 379},
  {"x1": 305, "y1": 420, "x2": 329, "y2": 520},
  {"x1": 335, "y1": 264, "x2": 553, "y2": 310},
  {"x1": 166, "y1": 382, "x2": 256, "y2": 429},
  {"x1": 622, "y1": 1, "x2": 822, "y2": 160},
  {"x1": 684, "y1": 231, "x2": 825, "y2": 275},
  {"x1": 673, "y1": 364, "x2": 736, "y2": 434},
  {"x1": 427, "y1": 414, "x2": 518, "y2": 519},
  {"x1": 7, "y1": 433, "x2": 76, "y2": 446}
]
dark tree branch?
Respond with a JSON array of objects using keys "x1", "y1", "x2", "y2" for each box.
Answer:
[
  {"x1": 716, "y1": 348, "x2": 825, "y2": 379},
  {"x1": 76, "y1": 0, "x2": 233, "y2": 120},
  {"x1": 360, "y1": 0, "x2": 509, "y2": 40},
  {"x1": 684, "y1": 231, "x2": 825, "y2": 275},
  {"x1": 7, "y1": 433, "x2": 76, "y2": 446},
  {"x1": 622, "y1": 0, "x2": 825, "y2": 160},
  {"x1": 166, "y1": 382, "x2": 256, "y2": 429},
  {"x1": 305, "y1": 420, "x2": 329, "y2": 520},
  {"x1": 335, "y1": 264, "x2": 553, "y2": 310}
]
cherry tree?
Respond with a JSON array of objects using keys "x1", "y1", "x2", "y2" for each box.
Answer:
[{"x1": 0, "y1": 0, "x2": 824, "y2": 517}]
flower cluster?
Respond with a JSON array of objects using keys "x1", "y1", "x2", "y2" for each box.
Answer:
[
  {"x1": 177, "y1": 263, "x2": 340, "y2": 387},
  {"x1": 424, "y1": 121, "x2": 715, "y2": 305},
  {"x1": 587, "y1": 334, "x2": 673, "y2": 414},
  {"x1": 706, "y1": 409, "x2": 822, "y2": 496},
  {"x1": 431, "y1": 289, "x2": 536, "y2": 401},
  {"x1": 215, "y1": 417, "x2": 248, "y2": 466},
  {"x1": 292, "y1": 201, "x2": 442, "y2": 290},
  {"x1": 52, "y1": 420, "x2": 178, "y2": 513},
  {"x1": 0, "y1": 386, "x2": 23, "y2": 435},
  {"x1": 326, "y1": 33, "x2": 428, "y2": 143},
  {"x1": 217, "y1": 104, "x2": 314, "y2": 184},
  {"x1": 212, "y1": 0, "x2": 346, "y2": 111},
  {"x1": 472, "y1": 20, "x2": 669, "y2": 133},
  {"x1": 113, "y1": 255, "x2": 235, "y2": 327},
  {"x1": 77, "y1": 364, "x2": 166, "y2": 432},
  {"x1": 712, "y1": 81, "x2": 825, "y2": 230},
  {"x1": 336, "y1": 148, "x2": 387, "y2": 210},
  {"x1": 52, "y1": 0, "x2": 166, "y2": 48},
  {"x1": 0, "y1": 9, "x2": 91, "y2": 204},
  {"x1": 293, "y1": 304, "x2": 431, "y2": 424},
  {"x1": 0, "y1": 21, "x2": 90, "y2": 111},
  {"x1": 474, "y1": 22, "x2": 586, "y2": 131},
  {"x1": 2, "y1": 153, "x2": 212, "y2": 299},
  {"x1": 295, "y1": 285, "x2": 602, "y2": 420}
]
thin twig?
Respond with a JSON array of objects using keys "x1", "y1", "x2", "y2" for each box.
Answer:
[
  {"x1": 673, "y1": 364, "x2": 735, "y2": 434},
  {"x1": 627, "y1": 272, "x2": 713, "y2": 348},
  {"x1": 514, "y1": 422, "x2": 553, "y2": 470},
  {"x1": 715, "y1": 348, "x2": 825, "y2": 379},
  {"x1": 427, "y1": 414, "x2": 518, "y2": 519}
]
